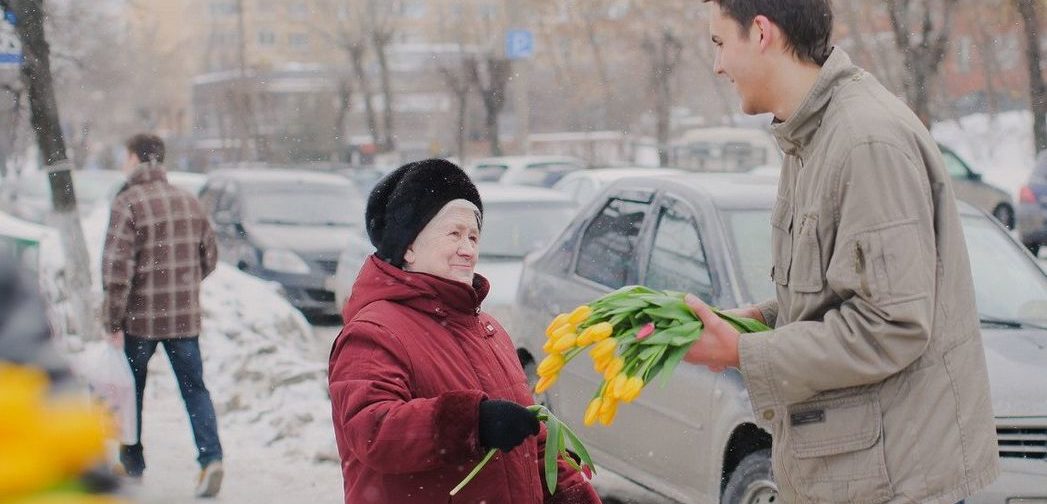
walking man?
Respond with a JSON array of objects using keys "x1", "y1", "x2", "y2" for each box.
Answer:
[
  {"x1": 102, "y1": 133, "x2": 224, "y2": 497},
  {"x1": 682, "y1": 1, "x2": 1000, "y2": 502}
]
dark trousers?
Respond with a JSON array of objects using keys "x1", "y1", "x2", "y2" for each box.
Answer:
[{"x1": 120, "y1": 334, "x2": 223, "y2": 475}]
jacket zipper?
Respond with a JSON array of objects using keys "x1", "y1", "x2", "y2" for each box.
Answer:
[{"x1": 855, "y1": 241, "x2": 872, "y2": 297}]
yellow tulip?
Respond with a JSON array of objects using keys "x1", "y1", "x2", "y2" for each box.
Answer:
[
  {"x1": 534, "y1": 374, "x2": 558, "y2": 394},
  {"x1": 537, "y1": 354, "x2": 565, "y2": 377},
  {"x1": 583, "y1": 398, "x2": 603, "y2": 426},
  {"x1": 567, "y1": 305, "x2": 593, "y2": 325},
  {"x1": 589, "y1": 338, "x2": 616, "y2": 362},
  {"x1": 41, "y1": 398, "x2": 112, "y2": 474},
  {"x1": 620, "y1": 376, "x2": 645, "y2": 403},
  {"x1": 598, "y1": 397, "x2": 619, "y2": 425},
  {"x1": 576, "y1": 326, "x2": 596, "y2": 346},
  {"x1": 602, "y1": 357, "x2": 625, "y2": 381},
  {"x1": 589, "y1": 322, "x2": 614, "y2": 341},
  {"x1": 611, "y1": 374, "x2": 629, "y2": 398},
  {"x1": 542, "y1": 338, "x2": 556, "y2": 354},
  {"x1": 552, "y1": 333, "x2": 577, "y2": 352},
  {"x1": 550, "y1": 323, "x2": 575, "y2": 342},
  {"x1": 592, "y1": 355, "x2": 609, "y2": 374},
  {"x1": 545, "y1": 313, "x2": 571, "y2": 338}
]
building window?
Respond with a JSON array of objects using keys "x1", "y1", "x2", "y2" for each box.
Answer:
[
  {"x1": 209, "y1": 1, "x2": 236, "y2": 16},
  {"x1": 258, "y1": 29, "x2": 276, "y2": 46},
  {"x1": 289, "y1": 33, "x2": 310, "y2": 49}
]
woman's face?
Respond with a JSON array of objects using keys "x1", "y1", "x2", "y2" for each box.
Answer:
[{"x1": 403, "y1": 204, "x2": 480, "y2": 284}]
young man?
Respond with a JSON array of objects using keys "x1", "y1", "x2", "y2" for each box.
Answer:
[
  {"x1": 102, "y1": 134, "x2": 224, "y2": 497},
  {"x1": 682, "y1": 1, "x2": 999, "y2": 502}
]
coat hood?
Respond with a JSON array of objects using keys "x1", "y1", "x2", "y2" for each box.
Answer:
[{"x1": 342, "y1": 255, "x2": 490, "y2": 322}]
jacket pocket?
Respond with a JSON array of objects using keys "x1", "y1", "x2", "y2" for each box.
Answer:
[
  {"x1": 852, "y1": 219, "x2": 930, "y2": 304},
  {"x1": 787, "y1": 391, "x2": 894, "y2": 503},
  {"x1": 791, "y1": 213, "x2": 824, "y2": 293},
  {"x1": 770, "y1": 197, "x2": 793, "y2": 287}
]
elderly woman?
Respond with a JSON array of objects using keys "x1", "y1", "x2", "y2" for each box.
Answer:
[{"x1": 329, "y1": 159, "x2": 600, "y2": 504}]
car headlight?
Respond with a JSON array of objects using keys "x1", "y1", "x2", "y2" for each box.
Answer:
[{"x1": 262, "y1": 249, "x2": 310, "y2": 274}]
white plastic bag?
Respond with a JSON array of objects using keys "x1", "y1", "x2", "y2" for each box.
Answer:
[{"x1": 82, "y1": 343, "x2": 138, "y2": 445}]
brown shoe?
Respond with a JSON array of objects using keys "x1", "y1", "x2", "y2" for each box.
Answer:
[{"x1": 194, "y1": 461, "x2": 223, "y2": 498}]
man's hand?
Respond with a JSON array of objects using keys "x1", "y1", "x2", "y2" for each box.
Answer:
[
  {"x1": 683, "y1": 294, "x2": 741, "y2": 373},
  {"x1": 725, "y1": 305, "x2": 766, "y2": 325},
  {"x1": 108, "y1": 330, "x2": 124, "y2": 348}
]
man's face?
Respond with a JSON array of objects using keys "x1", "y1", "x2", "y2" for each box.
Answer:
[
  {"x1": 709, "y1": 3, "x2": 770, "y2": 115},
  {"x1": 122, "y1": 152, "x2": 140, "y2": 174},
  {"x1": 403, "y1": 204, "x2": 480, "y2": 284}
]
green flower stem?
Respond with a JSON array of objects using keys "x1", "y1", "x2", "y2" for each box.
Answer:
[{"x1": 449, "y1": 448, "x2": 497, "y2": 496}]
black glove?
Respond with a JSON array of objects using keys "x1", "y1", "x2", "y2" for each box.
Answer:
[{"x1": 477, "y1": 399, "x2": 540, "y2": 453}]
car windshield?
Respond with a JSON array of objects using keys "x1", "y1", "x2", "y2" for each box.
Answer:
[
  {"x1": 479, "y1": 201, "x2": 575, "y2": 259},
  {"x1": 723, "y1": 209, "x2": 775, "y2": 303},
  {"x1": 962, "y1": 215, "x2": 1047, "y2": 323},
  {"x1": 242, "y1": 183, "x2": 363, "y2": 227},
  {"x1": 671, "y1": 141, "x2": 771, "y2": 173}
]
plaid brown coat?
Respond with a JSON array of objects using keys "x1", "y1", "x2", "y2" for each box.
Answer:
[{"x1": 102, "y1": 164, "x2": 217, "y2": 339}]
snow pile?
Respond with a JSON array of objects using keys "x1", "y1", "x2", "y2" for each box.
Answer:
[
  {"x1": 932, "y1": 110, "x2": 1040, "y2": 198},
  {"x1": 36, "y1": 207, "x2": 338, "y2": 465}
]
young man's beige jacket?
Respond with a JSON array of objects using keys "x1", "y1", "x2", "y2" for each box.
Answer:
[{"x1": 741, "y1": 48, "x2": 1000, "y2": 503}]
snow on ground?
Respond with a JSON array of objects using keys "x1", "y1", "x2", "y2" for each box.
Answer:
[{"x1": 932, "y1": 110, "x2": 1040, "y2": 199}]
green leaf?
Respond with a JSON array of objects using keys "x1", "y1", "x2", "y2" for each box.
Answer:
[
  {"x1": 639, "y1": 321, "x2": 702, "y2": 345},
  {"x1": 642, "y1": 302, "x2": 698, "y2": 323},
  {"x1": 545, "y1": 417, "x2": 561, "y2": 494},
  {"x1": 637, "y1": 344, "x2": 664, "y2": 360},
  {"x1": 654, "y1": 343, "x2": 693, "y2": 387},
  {"x1": 559, "y1": 419, "x2": 596, "y2": 475},
  {"x1": 715, "y1": 310, "x2": 771, "y2": 333}
]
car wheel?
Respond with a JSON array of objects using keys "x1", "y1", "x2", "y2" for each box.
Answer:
[
  {"x1": 722, "y1": 449, "x2": 777, "y2": 504},
  {"x1": 992, "y1": 203, "x2": 1015, "y2": 230}
]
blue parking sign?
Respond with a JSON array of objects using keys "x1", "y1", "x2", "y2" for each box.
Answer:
[{"x1": 505, "y1": 30, "x2": 534, "y2": 60}]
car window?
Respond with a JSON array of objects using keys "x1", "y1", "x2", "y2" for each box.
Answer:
[
  {"x1": 941, "y1": 150, "x2": 970, "y2": 179},
  {"x1": 963, "y1": 214, "x2": 1047, "y2": 322},
  {"x1": 575, "y1": 196, "x2": 649, "y2": 288},
  {"x1": 513, "y1": 162, "x2": 582, "y2": 187},
  {"x1": 472, "y1": 164, "x2": 507, "y2": 182},
  {"x1": 644, "y1": 198, "x2": 714, "y2": 302},
  {"x1": 480, "y1": 201, "x2": 576, "y2": 259},
  {"x1": 723, "y1": 209, "x2": 776, "y2": 303}
]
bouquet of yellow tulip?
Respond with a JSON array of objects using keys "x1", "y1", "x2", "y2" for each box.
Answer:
[
  {"x1": 450, "y1": 404, "x2": 594, "y2": 496},
  {"x1": 0, "y1": 362, "x2": 127, "y2": 504},
  {"x1": 535, "y1": 286, "x2": 770, "y2": 426}
]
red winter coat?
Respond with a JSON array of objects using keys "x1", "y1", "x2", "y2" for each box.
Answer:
[{"x1": 329, "y1": 256, "x2": 600, "y2": 504}]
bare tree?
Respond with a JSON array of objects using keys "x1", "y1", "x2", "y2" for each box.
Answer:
[
  {"x1": 886, "y1": 0, "x2": 958, "y2": 126},
  {"x1": 467, "y1": 56, "x2": 512, "y2": 156},
  {"x1": 2, "y1": 0, "x2": 98, "y2": 341},
  {"x1": 365, "y1": 0, "x2": 397, "y2": 152},
  {"x1": 437, "y1": 54, "x2": 472, "y2": 163},
  {"x1": 1014, "y1": 0, "x2": 1046, "y2": 154},
  {"x1": 643, "y1": 29, "x2": 684, "y2": 166},
  {"x1": 315, "y1": 0, "x2": 382, "y2": 149}
]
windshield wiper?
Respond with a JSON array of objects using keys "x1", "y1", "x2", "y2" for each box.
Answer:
[{"x1": 979, "y1": 314, "x2": 1047, "y2": 331}]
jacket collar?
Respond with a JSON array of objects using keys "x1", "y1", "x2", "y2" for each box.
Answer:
[
  {"x1": 771, "y1": 47, "x2": 861, "y2": 157},
  {"x1": 125, "y1": 163, "x2": 168, "y2": 187},
  {"x1": 342, "y1": 255, "x2": 490, "y2": 323}
]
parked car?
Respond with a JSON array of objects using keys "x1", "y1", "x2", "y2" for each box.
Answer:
[
  {"x1": 551, "y1": 167, "x2": 685, "y2": 207},
  {"x1": 465, "y1": 156, "x2": 586, "y2": 188},
  {"x1": 329, "y1": 183, "x2": 577, "y2": 332},
  {"x1": 513, "y1": 172, "x2": 1047, "y2": 503},
  {"x1": 166, "y1": 171, "x2": 208, "y2": 196},
  {"x1": 1018, "y1": 149, "x2": 1047, "y2": 255},
  {"x1": 668, "y1": 126, "x2": 783, "y2": 173},
  {"x1": 940, "y1": 143, "x2": 1015, "y2": 229},
  {"x1": 337, "y1": 165, "x2": 395, "y2": 196},
  {"x1": 198, "y1": 169, "x2": 369, "y2": 318},
  {"x1": 2, "y1": 169, "x2": 126, "y2": 224}
]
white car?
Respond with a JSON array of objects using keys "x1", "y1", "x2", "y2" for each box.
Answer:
[
  {"x1": 329, "y1": 184, "x2": 578, "y2": 335},
  {"x1": 465, "y1": 156, "x2": 586, "y2": 188},
  {"x1": 552, "y1": 167, "x2": 685, "y2": 207}
]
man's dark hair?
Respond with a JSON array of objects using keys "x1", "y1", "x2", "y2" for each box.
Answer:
[
  {"x1": 125, "y1": 133, "x2": 165, "y2": 164},
  {"x1": 705, "y1": 0, "x2": 834, "y2": 65}
]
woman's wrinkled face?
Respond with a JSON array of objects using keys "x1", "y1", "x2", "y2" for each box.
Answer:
[{"x1": 403, "y1": 203, "x2": 481, "y2": 284}]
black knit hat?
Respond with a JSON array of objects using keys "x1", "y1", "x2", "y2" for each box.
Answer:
[{"x1": 365, "y1": 159, "x2": 483, "y2": 268}]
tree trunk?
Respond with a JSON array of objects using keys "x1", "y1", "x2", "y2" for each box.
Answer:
[
  {"x1": 1015, "y1": 0, "x2": 1047, "y2": 154},
  {"x1": 886, "y1": 0, "x2": 957, "y2": 127},
  {"x1": 335, "y1": 78, "x2": 352, "y2": 161},
  {"x1": 646, "y1": 30, "x2": 683, "y2": 167},
  {"x1": 372, "y1": 31, "x2": 396, "y2": 152},
  {"x1": 437, "y1": 59, "x2": 470, "y2": 163},
  {"x1": 581, "y1": 8, "x2": 614, "y2": 128},
  {"x1": 468, "y1": 56, "x2": 511, "y2": 157},
  {"x1": 348, "y1": 44, "x2": 381, "y2": 149},
  {"x1": 7, "y1": 0, "x2": 99, "y2": 342}
]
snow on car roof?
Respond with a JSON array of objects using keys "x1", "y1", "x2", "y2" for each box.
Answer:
[
  {"x1": 475, "y1": 183, "x2": 575, "y2": 204},
  {"x1": 208, "y1": 168, "x2": 354, "y2": 186}
]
